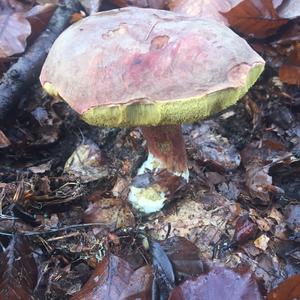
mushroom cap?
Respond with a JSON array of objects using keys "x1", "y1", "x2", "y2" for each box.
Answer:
[{"x1": 40, "y1": 7, "x2": 264, "y2": 127}]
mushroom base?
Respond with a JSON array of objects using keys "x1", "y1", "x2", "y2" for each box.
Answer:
[{"x1": 128, "y1": 125, "x2": 188, "y2": 214}]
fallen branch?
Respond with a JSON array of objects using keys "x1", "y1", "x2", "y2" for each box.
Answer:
[{"x1": 0, "y1": 0, "x2": 81, "y2": 124}]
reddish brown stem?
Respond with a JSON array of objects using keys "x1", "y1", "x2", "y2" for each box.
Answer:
[{"x1": 140, "y1": 125, "x2": 187, "y2": 173}]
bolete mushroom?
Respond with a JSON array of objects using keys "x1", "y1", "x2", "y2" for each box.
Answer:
[{"x1": 40, "y1": 7, "x2": 265, "y2": 214}]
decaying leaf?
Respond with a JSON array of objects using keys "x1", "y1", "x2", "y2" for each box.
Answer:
[
  {"x1": 279, "y1": 42, "x2": 300, "y2": 86},
  {"x1": 254, "y1": 234, "x2": 270, "y2": 251},
  {"x1": 241, "y1": 140, "x2": 287, "y2": 204},
  {"x1": 168, "y1": 267, "x2": 263, "y2": 300},
  {"x1": 83, "y1": 196, "x2": 135, "y2": 232},
  {"x1": 71, "y1": 254, "x2": 153, "y2": 300},
  {"x1": 160, "y1": 236, "x2": 205, "y2": 279},
  {"x1": 64, "y1": 140, "x2": 109, "y2": 183},
  {"x1": 0, "y1": 0, "x2": 31, "y2": 58},
  {"x1": 0, "y1": 235, "x2": 38, "y2": 299},
  {"x1": 0, "y1": 129, "x2": 11, "y2": 148},
  {"x1": 190, "y1": 121, "x2": 241, "y2": 171},
  {"x1": 26, "y1": 3, "x2": 56, "y2": 42},
  {"x1": 267, "y1": 275, "x2": 300, "y2": 300},
  {"x1": 233, "y1": 215, "x2": 258, "y2": 244}
]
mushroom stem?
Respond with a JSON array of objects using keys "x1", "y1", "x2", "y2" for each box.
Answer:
[
  {"x1": 128, "y1": 125, "x2": 189, "y2": 214},
  {"x1": 140, "y1": 125, "x2": 188, "y2": 175}
]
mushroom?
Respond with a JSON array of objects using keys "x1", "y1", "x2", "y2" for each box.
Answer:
[{"x1": 40, "y1": 7, "x2": 265, "y2": 214}]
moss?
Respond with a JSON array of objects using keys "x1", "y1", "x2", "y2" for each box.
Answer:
[{"x1": 44, "y1": 63, "x2": 264, "y2": 127}]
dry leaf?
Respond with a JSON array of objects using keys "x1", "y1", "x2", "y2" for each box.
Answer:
[
  {"x1": 254, "y1": 234, "x2": 270, "y2": 251},
  {"x1": 224, "y1": 0, "x2": 288, "y2": 38},
  {"x1": 267, "y1": 275, "x2": 300, "y2": 300},
  {"x1": 0, "y1": 0, "x2": 32, "y2": 58},
  {"x1": 71, "y1": 255, "x2": 153, "y2": 300},
  {"x1": 168, "y1": 267, "x2": 263, "y2": 300},
  {"x1": 0, "y1": 235, "x2": 38, "y2": 299}
]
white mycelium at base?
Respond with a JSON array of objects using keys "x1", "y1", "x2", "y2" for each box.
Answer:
[{"x1": 128, "y1": 152, "x2": 189, "y2": 214}]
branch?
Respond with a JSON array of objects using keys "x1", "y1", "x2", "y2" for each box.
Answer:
[{"x1": 0, "y1": 0, "x2": 81, "y2": 124}]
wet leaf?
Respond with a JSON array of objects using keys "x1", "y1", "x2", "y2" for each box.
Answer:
[
  {"x1": 233, "y1": 215, "x2": 258, "y2": 244},
  {"x1": 267, "y1": 275, "x2": 300, "y2": 300},
  {"x1": 224, "y1": 0, "x2": 288, "y2": 38},
  {"x1": 0, "y1": 0, "x2": 32, "y2": 58},
  {"x1": 168, "y1": 267, "x2": 263, "y2": 300},
  {"x1": 160, "y1": 236, "x2": 205, "y2": 280},
  {"x1": 71, "y1": 254, "x2": 153, "y2": 300},
  {"x1": 0, "y1": 235, "x2": 38, "y2": 299}
]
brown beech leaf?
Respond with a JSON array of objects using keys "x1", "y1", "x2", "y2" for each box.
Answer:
[
  {"x1": 279, "y1": 42, "x2": 300, "y2": 86},
  {"x1": 71, "y1": 254, "x2": 153, "y2": 300},
  {"x1": 79, "y1": 0, "x2": 102, "y2": 14},
  {"x1": 0, "y1": 235, "x2": 38, "y2": 299},
  {"x1": 267, "y1": 275, "x2": 300, "y2": 300},
  {"x1": 26, "y1": 3, "x2": 56, "y2": 43},
  {"x1": 224, "y1": 0, "x2": 288, "y2": 38},
  {"x1": 233, "y1": 215, "x2": 258, "y2": 244},
  {"x1": 168, "y1": 267, "x2": 263, "y2": 300},
  {"x1": 160, "y1": 236, "x2": 205, "y2": 279},
  {"x1": 167, "y1": 0, "x2": 238, "y2": 25},
  {"x1": 0, "y1": 0, "x2": 32, "y2": 58},
  {"x1": 108, "y1": 0, "x2": 167, "y2": 9},
  {"x1": 0, "y1": 129, "x2": 11, "y2": 148}
]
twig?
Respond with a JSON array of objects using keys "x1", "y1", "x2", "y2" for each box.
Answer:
[
  {"x1": 0, "y1": 222, "x2": 107, "y2": 237},
  {"x1": 0, "y1": 0, "x2": 82, "y2": 123}
]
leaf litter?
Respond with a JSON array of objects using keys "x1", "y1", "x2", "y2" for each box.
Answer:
[{"x1": 0, "y1": 0, "x2": 300, "y2": 299}]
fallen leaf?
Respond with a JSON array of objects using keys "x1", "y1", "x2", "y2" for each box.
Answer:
[
  {"x1": 224, "y1": 0, "x2": 288, "y2": 38},
  {"x1": 190, "y1": 121, "x2": 241, "y2": 171},
  {"x1": 168, "y1": 267, "x2": 263, "y2": 300},
  {"x1": 284, "y1": 204, "x2": 300, "y2": 231},
  {"x1": 233, "y1": 215, "x2": 258, "y2": 244},
  {"x1": 160, "y1": 236, "x2": 205, "y2": 279},
  {"x1": 26, "y1": 3, "x2": 56, "y2": 43},
  {"x1": 254, "y1": 234, "x2": 270, "y2": 251},
  {"x1": 64, "y1": 140, "x2": 109, "y2": 183},
  {"x1": 267, "y1": 275, "x2": 300, "y2": 300},
  {"x1": 0, "y1": 129, "x2": 11, "y2": 148},
  {"x1": 83, "y1": 197, "x2": 135, "y2": 232},
  {"x1": 0, "y1": 235, "x2": 38, "y2": 299},
  {"x1": 279, "y1": 42, "x2": 300, "y2": 86},
  {"x1": 71, "y1": 254, "x2": 153, "y2": 300},
  {"x1": 0, "y1": 0, "x2": 32, "y2": 58}
]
